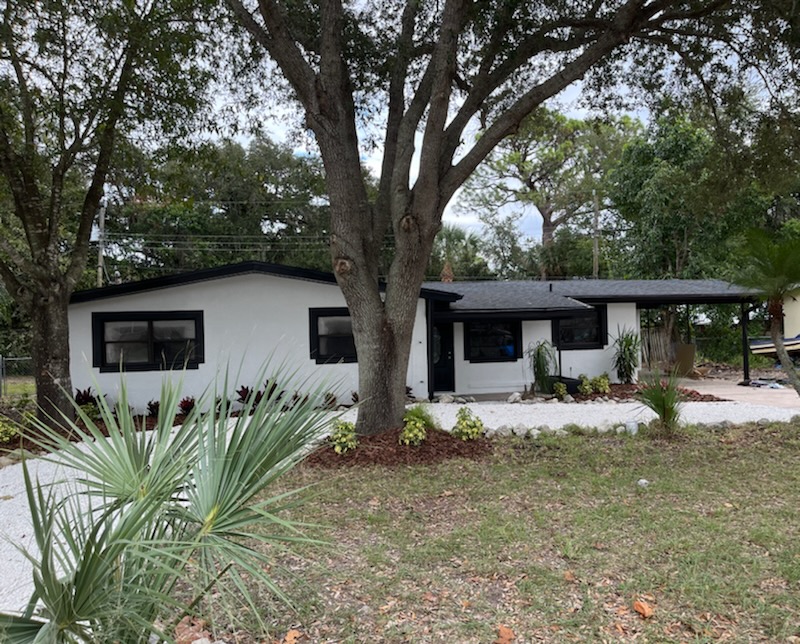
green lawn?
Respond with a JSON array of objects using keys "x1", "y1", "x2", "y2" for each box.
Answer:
[
  {"x1": 2, "y1": 376, "x2": 35, "y2": 399},
  {"x1": 238, "y1": 422, "x2": 800, "y2": 643}
]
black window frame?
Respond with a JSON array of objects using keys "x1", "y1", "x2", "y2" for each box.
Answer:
[
  {"x1": 309, "y1": 307, "x2": 358, "y2": 364},
  {"x1": 464, "y1": 320, "x2": 523, "y2": 363},
  {"x1": 92, "y1": 311, "x2": 205, "y2": 373},
  {"x1": 552, "y1": 305, "x2": 608, "y2": 350}
]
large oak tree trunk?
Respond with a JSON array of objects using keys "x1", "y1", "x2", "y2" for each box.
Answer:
[{"x1": 29, "y1": 292, "x2": 74, "y2": 425}]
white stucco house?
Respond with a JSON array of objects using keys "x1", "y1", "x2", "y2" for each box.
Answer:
[{"x1": 68, "y1": 262, "x2": 758, "y2": 409}]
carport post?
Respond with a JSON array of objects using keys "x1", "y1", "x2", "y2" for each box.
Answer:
[{"x1": 740, "y1": 302, "x2": 750, "y2": 383}]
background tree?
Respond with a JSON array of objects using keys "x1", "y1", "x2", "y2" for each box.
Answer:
[
  {"x1": 460, "y1": 109, "x2": 639, "y2": 277},
  {"x1": 102, "y1": 138, "x2": 332, "y2": 278},
  {"x1": 0, "y1": 0, "x2": 212, "y2": 422},
  {"x1": 226, "y1": 0, "x2": 795, "y2": 434},
  {"x1": 427, "y1": 224, "x2": 493, "y2": 281}
]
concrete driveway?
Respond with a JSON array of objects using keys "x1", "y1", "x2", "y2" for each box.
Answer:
[{"x1": 680, "y1": 378, "x2": 800, "y2": 410}]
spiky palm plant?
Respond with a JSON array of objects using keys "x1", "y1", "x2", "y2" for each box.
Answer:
[
  {"x1": 637, "y1": 370, "x2": 685, "y2": 438},
  {"x1": 735, "y1": 228, "x2": 800, "y2": 398},
  {"x1": 0, "y1": 364, "x2": 332, "y2": 643}
]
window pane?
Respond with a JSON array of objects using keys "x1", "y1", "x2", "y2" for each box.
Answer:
[
  {"x1": 468, "y1": 322, "x2": 517, "y2": 360},
  {"x1": 153, "y1": 320, "x2": 195, "y2": 340},
  {"x1": 319, "y1": 335, "x2": 356, "y2": 358},
  {"x1": 558, "y1": 314, "x2": 600, "y2": 346},
  {"x1": 318, "y1": 316, "x2": 352, "y2": 336},
  {"x1": 104, "y1": 321, "x2": 148, "y2": 342},
  {"x1": 105, "y1": 342, "x2": 149, "y2": 364},
  {"x1": 155, "y1": 340, "x2": 196, "y2": 367}
]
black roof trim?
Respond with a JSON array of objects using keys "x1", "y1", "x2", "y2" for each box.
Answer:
[
  {"x1": 434, "y1": 307, "x2": 593, "y2": 322},
  {"x1": 71, "y1": 261, "x2": 461, "y2": 304}
]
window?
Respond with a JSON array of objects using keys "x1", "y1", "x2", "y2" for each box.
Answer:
[
  {"x1": 309, "y1": 308, "x2": 357, "y2": 363},
  {"x1": 464, "y1": 320, "x2": 522, "y2": 362},
  {"x1": 552, "y1": 305, "x2": 607, "y2": 350},
  {"x1": 92, "y1": 311, "x2": 204, "y2": 372}
]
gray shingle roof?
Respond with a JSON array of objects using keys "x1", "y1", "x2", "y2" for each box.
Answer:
[{"x1": 422, "y1": 279, "x2": 759, "y2": 313}]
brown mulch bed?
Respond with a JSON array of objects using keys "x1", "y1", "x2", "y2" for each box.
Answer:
[
  {"x1": 573, "y1": 383, "x2": 727, "y2": 403},
  {"x1": 304, "y1": 426, "x2": 493, "y2": 469}
]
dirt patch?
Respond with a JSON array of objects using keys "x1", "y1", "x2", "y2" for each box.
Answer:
[
  {"x1": 572, "y1": 383, "x2": 726, "y2": 403},
  {"x1": 304, "y1": 426, "x2": 493, "y2": 468}
]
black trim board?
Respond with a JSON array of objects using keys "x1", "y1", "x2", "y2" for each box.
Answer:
[{"x1": 308, "y1": 307, "x2": 358, "y2": 364}]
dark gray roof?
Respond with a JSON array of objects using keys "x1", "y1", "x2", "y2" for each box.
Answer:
[
  {"x1": 423, "y1": 278, "x2": 760, "y2": 313},
  {"x1": 71, "y1": 261, "x2": 460, "y2": 304},
  {"x1": 424, "y1": 281, "x2": 590, "y2": 314}
]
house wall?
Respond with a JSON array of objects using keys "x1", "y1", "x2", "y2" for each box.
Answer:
[
  {"x1": 784, "y1": 296, "x2": 800, "y2": 338},
  {"x1": 448, "y1": 303, "x2": 640, "y2": 395},
  {"x1": 558, "y1": 303, "x2": 640, "y2": 383},
  {"x1": 69, "y1": 273, "x2": 429, "y2": 411}
]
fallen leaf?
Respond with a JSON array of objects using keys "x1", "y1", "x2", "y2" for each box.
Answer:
[
  {"x1": 563, "y1": 570, "x2": 577, "y2": 583},
  {"x1": 633, "y1": 599, "x2": 654, "y2": 619},
  {"x1": 614, "y1": 622, "x2": 626, "y2": 634},
  {"x1": 282, "y1": 630, "x2": 304, "y2": 644},
  {"x1": 460, "y1": 599, "x2": 471, "y2": 609},
  {"x1": 423, "y1": 591, "x2": 437, "y2": 603},
  {"x1": 494, "y1": 625, "x2": 515, "y2": 644}
]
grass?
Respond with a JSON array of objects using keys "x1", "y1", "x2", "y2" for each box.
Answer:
[
  {"x1": 244, "y1": 422, "x2": 800, "y2": 643},
  {"x1": 2, "y1": 376, "x2": 35, "y2": 398}
]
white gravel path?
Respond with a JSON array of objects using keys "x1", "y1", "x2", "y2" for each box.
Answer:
[{"x1": 1, "y1": 399, "x2": 797, "y2": 614}]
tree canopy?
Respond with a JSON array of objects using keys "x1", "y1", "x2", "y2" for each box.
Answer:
[{"x1": 225, "y1": 0, "x2": 799, "y2": 433}]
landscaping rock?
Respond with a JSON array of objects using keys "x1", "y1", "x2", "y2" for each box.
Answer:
[
  {"x1": 553, "y1": 428, "x2": 568, "y2": 437},
  {"x1": 437, "y1": 394, "x2": 455, "y2": 404},
  {"x1": 562, "y1": 394, "x2": 575, "y2": 403},
  {"x1": 507, "y1": 392, "x2": 522, "y2": 404},
  {"x1": 538, "y1": 425, "x2": 553, "y2": 434},
  {"x1": 637, "y1": 478, "x2": 650, "y2": 488},
  {"x1": 545, "y1": 397, "x2": 559, "y2": 404},
  {"x1": 528, "y1": 429, "x2": 541, "y2": 439},
  {"x1": 0, "y1": 456, "x2": 14, "y2": 469},
  {"x1": 512, "y1": 423, "x2": 529, "y2": 437},
  {"x1": 453, "y1": 396, "x2": 467, "y2": 404},
  {"x1": 615, "y1": 425, "x2": 626, "y2": 434}
]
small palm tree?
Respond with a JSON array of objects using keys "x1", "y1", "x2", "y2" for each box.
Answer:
[{"x1": 735, "y1": 228, "x2": 800, "y2": 397}]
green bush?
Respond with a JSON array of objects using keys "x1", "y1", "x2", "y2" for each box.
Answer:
[
  {"x1": 0, "y1": 364, "x2": 331, "y2": 642},
  {"x1": 637, "y1": 371, "x2": 685, "y2": 438},
  {"x1": 590, "y1": 374, "x2": 611, "y2": 394},
  {"x1": 527, "y1": 340, "x2": 557, "y2": 394},
  {"x1": 612, "y1": 326, "x2": 641, "y2": 384},
  {"x1": 451, "y1": 407, "x2": 484, "y2": 440},
  {"x1": 578, "y1": 374, "x2": 593, "y2": 395},
  {"x1": 553, "y1": 381, "x2": 568, "y2": 400},
  {"x1": 330, "y1": 419, "x2": 357, "y2": 454},
  {"x1": 0, "y1": 417, "x2": 18, "y2": 444},
  {"x1": 78, "y1": 402, "x2": 101, "y2": 422},
  {"x1": 400, "y1": 405, "x2": 436, "y2": 446}
]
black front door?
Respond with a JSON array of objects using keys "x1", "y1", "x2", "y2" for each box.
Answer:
[{"x1": 432, "y1": 323, "x2": 455, "y2": 392}]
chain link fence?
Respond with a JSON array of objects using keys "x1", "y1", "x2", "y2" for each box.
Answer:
[{"x1": 0, "y1": 355, "x2": 33, "y2": 398}]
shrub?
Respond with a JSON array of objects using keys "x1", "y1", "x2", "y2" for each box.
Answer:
[
  {"x1": 74, "y1": 387, "x2": 97, "y2": 406},
  {"x1": 400, "y1": 405, "x2": 436, "y2": 446},
  {"x1": 612, "y1": 326, "x2": 641, "y2": 384},
  {"x1": 553, "y1": 382, "x2": 568, "y2": 400},
  {"x1": 0, "y1": 417, "x2": 18, "y2": 444},
  {"x1": 527, "y1": 340, "x2": 557, "y2": 394},
  {"x1": 323, "y1": 391, "x2": 338, "y2": 409},
  {"x1": 79, "y1": 402, "x2": 101, "y2": 423},
  {"x1": 178, "y1": 396, "x2": 196, "y2": 416},
  {"x1": 236, "y1": 385, "x2": 254, "y2": 403},
  {"x1": 578, "y1": 374, "x2": 593, "y2": 396},
  {"x1": 451, "y1": 407, "x2": 484, "y2": 441},
  {"x1": 0, "y1": 365, "x2": 331, "y2": 641},
  {"x1": 591, "y1": 374, "x2": 611, "y2": 394},
  {"x1": 351, "y1": 391, "x2": 359, "y2": 404},
  {"x1": 637, "y1": 371, "x2": 685, "y2": 438},
  {"x1": 147, "y1": 400, "x2": 160, "y2": 418},
  {"x1": 330, "y1": 419, "x2": 357, "y2": 454}
]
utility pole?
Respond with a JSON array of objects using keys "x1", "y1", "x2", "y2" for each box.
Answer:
[
  {"x1": 592, "y1": 189, "x2": 600, "y2": 279},
  {"x1": 96, "y1": 200, "x2": 106, "y2": 288}
]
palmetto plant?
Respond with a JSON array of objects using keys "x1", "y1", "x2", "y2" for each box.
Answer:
[
  {"x1": 637, "y1": 370, "x2": 685, "y2": 438},
  {"x1": 0, "y1": 366, "x2": 332, "y2": 643}
]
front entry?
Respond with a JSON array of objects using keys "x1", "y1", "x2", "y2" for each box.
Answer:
[{"x1": 432, "y1": 322, "x2": 455, "y2": 392}]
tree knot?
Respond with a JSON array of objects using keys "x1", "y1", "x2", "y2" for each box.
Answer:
[{"x1": 334, "y1": 258, "x2": 353, "y2": 275}]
